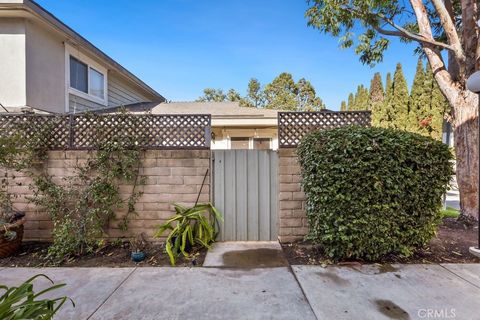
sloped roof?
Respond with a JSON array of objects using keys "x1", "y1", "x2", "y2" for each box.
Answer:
[{"x1": 150, "y1": 102, "x2": 278, "y2": 118}]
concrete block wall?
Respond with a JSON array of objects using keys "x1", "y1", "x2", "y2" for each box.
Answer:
[
  {"x1": 2, "y1": 150, "x2": 210, "y2": 241},
  {"x1": 278, "y1": 149, "x2": 308, "y2": 242}
]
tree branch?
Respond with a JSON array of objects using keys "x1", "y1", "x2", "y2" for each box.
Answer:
[
  {"x1": 343, "y1": 6, "x2": 456, "y2": 52},
  {"x1": 431, "y1": 0, "x2": 465, "y2": 63},
  {"x1": 410, "y1": 0, "x2": 459, "y2": 105}
]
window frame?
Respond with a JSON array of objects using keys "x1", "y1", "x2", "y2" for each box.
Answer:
[{"x1": 65, "y1": 44, "x2": 108, "y2": 111}]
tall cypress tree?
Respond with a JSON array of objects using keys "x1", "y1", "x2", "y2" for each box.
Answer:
[
  {"x1": 391, "y1": 63, "x2": 409, "y2": 130},
  {"x1": 340, "y1": 100, "x2": 347, "y2": 111},
  {"x1": 347, "y1": 93, "x2": 355, "y2": 111},
  {"x1": 408, "y1": 59, "x2": 427, "y2": 133},
  {"x1": 369, "y1": 72, "x2": 385, "y2": 126},
  {"x1": 423, "y1": 65, "x2": 449, "y2": 140},
  {"x1": 377, "y1": 72, "x2": 393, "y2": 128}
]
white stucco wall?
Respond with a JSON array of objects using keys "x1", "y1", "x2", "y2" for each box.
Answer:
[
  {"x1": 0, "y1": 18, "x2": 26, "y2": 107},
  {"x1": 25, "y1": 19, "x2": 65, "y2": 113}
]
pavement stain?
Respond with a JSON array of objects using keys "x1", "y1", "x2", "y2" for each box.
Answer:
[
  {"x1": 374, "y1": 299, "x2": 411, "y2": 320},
  {"x1": 221, "y1": 248, "x2": 288, "y2": 268},
  {"x1": 315, "y1": 271, "x2": 350, "y2": 286},
  {"x1": 378, "y1": 264, "x2": 399, "y2": 274}
]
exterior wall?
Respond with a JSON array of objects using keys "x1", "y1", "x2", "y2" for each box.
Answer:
[
  {"x1": 3, "y1": 150, "x2": 210, "y2": 241},
  {"x1": 0, "y1": 18, "x2": 26, "y2": 107},
  {"x1": 25, "y1": 19, "x2": 65, "y2": 113},
  {"x1": 278, "y1": 148, "x2": 308, "y2": 242},
  {"x1": 108, "y1": 73, "x2": 152, "y2": 107},
  {"x1": 69, "y1": 93, "x2": 105, "y2": 113},
  {"x1": 0, "y1": 17, "x2": 159, "y2": 113}
]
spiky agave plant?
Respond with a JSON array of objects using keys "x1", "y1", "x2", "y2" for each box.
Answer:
[
  {"x1": 154, "y1": 203, "x2": 222, "y2": 265},
  {"x1": 0, "y1": 274, "x2": 74, "y2": 320}
]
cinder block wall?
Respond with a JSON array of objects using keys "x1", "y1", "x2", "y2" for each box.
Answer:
[
  {"x1": 2, "y1": 150, "x2": 210, "y2": 241},
  {"x1": 278, "y1": 149, "x2": 308, "y2": 242}
]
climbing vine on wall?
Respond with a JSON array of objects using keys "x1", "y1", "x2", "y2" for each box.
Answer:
[{"x1": 0, "y1": 111, "x2": 145, "y2": 262}]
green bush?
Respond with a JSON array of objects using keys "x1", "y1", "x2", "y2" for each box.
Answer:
[{"x1": 297, "y1": 126, "x2": 453, "y2": 261}]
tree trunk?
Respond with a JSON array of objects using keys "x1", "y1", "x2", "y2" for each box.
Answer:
[{"x1": 452, "y1": 91, "x2": 479, "y2": 219}]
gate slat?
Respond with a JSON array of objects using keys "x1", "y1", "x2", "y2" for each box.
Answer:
[
  {"x1": 258, "y1": 151, "x2": 271, "y2": 241},
  {"x1": 224, "y1": 151, "x2": 237, "y2": 241},
  {"x1": 236, "y1": 150, "x2": 248, "y2": 240},
  {"x1": 247, "y1": 151, "x2": 259, "y2": 240},
  {"x1": 214, "y1": 151, "x2": 225, "y2": 240}
]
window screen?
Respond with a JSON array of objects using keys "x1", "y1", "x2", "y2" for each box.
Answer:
[
  {"x1": 89, "y1": 68, "x2": 104, "y2": 99},
  {"x1": 69, "y1": 56, "x2": 88, "y2": 93},
  {"x1": 253, "y1": 138, "x2": 271, "y2": 150},
  {"x1": 230, "y1": 137, "x2": 250, "y2": 149}
]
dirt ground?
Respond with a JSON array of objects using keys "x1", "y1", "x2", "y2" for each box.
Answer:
[
  {"x1": 0, "y1": 241, "x2": 206, "y2": 268},
  {"x1": 2, "y1": 218, "x2": 479, "y2": 267},
  {"x1": 282, "y1": 218, "x2": 480, "y2": 265}
]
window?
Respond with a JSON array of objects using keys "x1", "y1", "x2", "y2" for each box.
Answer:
[
  {"x1": 66, "y1": 47, "x2": 107, "y2": 107},
  {"x1": 69, "y1": 56, "x2": 88, "y2": 93},
  {"x1": 89, "y1": 68, "x2": 104, "y2": 99},
  {"x1": 230, "y1": 137, "x2": 250, "y2": 149},
  {"x1": 253, "y1": 138, "x2": 271, "y2": 150}
]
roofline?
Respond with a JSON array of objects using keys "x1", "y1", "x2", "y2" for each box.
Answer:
[{"x1": 1, "y1": 0, "x2": 166, "y2": 102}]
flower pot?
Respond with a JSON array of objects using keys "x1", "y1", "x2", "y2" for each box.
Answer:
[
  {"x1": 131, "y1": 251, "x2": 146, "y2": 262},
  {"x1": 0, "y1": 216, "x2": 25, "y2": 258}
]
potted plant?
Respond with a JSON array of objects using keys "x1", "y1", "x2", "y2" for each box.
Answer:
[
  {"x1": 154, "y1": 202, "x2": 222, "y2": 265},
  {"x1": 130, "y1": 233, "x2": 148, "y2": 263},
  {"x1": 0, "y1": 193, "x2": 26, "y2": 258}
]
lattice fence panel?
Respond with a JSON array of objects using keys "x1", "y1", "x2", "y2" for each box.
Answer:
[
  {"x1": 0, "y1": 114, "x2": 211, "y2": 150},
  {"x1": 0, "y1": 114, "x2": 71, "y2": 149},
  {"x1": 278, "y1": 111, "x2": 371, "y2": 148}
]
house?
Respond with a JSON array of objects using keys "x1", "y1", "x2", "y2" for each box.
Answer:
[
  {"x1": 0, "y1": 0, "x2": 165, "y2": 114},
  {"x1": 110, "y1": 101, "x2": 280, "y2": 150}
]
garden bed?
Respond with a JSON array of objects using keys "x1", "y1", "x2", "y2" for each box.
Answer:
[
  {"x1": 0, "y1": 242, "x2": 206, "y2": 268},
  {"x1": 282, "y1": 218, "x2": 480, "y2": 265}
]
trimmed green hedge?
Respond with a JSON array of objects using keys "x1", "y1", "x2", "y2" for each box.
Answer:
[{"x1": 297, "y1": 126, "x2": 453, "y2": 261}]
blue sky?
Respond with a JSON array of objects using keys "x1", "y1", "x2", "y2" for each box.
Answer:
[{"x1": 37, "y1": 0, "x2": 419, "y2": 110}]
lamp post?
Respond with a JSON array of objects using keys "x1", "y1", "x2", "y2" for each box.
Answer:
[{"x1": 467, "y1": 70, "x2": 480, "y2": 257}]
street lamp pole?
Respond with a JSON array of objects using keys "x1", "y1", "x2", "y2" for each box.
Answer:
[{"x1": 467, "y1": 70, "x2": 480, "y2": 256}]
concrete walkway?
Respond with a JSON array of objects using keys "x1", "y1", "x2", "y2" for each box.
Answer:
[{"x1": 0, "y1": 264, "x2": 479, "y2": 319}]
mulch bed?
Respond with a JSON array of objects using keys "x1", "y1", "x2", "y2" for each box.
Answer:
[
  {"x1": 0, "y1": 241, "x2": 206, "y2": 268},
  {"x1": 282, "y1": 218, "x2": 480, "y2": 265}
]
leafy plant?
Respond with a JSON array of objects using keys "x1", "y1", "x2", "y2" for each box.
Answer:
[
  {"x1": 154, "y1": 203, "x2": 222, "y2": 265},
  {"x1": 0, "y1": 274, "x2": 74, "y2": 320},
  {"x1": 31, "y1": 140, "x2": 144, "y2": 262},
  {"x1": 297, "y1": 126, "x2": 453, "y2": 261}
]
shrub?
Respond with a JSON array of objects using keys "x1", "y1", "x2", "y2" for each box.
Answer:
[{"x1": 297, "y1": 126, "x2": 453, "y2": 261}]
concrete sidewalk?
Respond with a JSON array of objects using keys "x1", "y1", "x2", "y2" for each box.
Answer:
[{"x1": 0, "y1": 264, "x2": 479, "y2": 320}]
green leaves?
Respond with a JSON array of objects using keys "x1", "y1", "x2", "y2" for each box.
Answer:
[
  {"x1": 0, "y1": 274, "x2": 74, "y2": 320},
  {"x1": 30, "y1": 139, "x2": 144, "y2": 262},
  {"x1": 154, "y1": 203, "x2": 223, "y2": 265},
  {"x1": 298, "y1": 126, "x2": 453, "y2": 261},
  {"x1": 305, "y1": 0, "x2": 415, "y2": 66}
]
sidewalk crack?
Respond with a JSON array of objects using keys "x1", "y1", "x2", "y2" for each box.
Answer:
[
  {"x1": 86, "y1": 267, "x2": 137, "y2": 319},
  {"x1": 439, "y1": 264, "x2": 480, "y2": 290}
]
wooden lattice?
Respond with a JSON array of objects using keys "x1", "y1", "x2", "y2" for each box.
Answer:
[
  {"x1": 278, "y1": 111, "x2": 371, "y2": 148},
  {"x1": 0, "y1": 114, "x2": 211, "y2": 150}
]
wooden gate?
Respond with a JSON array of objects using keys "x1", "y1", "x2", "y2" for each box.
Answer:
[{"x1": 212, "y1": 150, "x2": 278, "y2": 241}]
